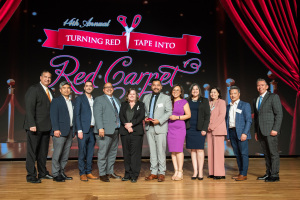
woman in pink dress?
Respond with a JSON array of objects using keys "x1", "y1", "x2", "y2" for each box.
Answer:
[
  {"x1": 167, "y1": 84, "x2": 191, "y2": 181},
  {"x1": 207, "y1": 87, "x2": 227, "y2": 179}
]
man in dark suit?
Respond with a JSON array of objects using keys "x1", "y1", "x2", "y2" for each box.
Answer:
[
  {"x1": 74, "y1": 81, "x2": 98, "y2": 181},
  {"x1": 24, "y1": 70, "x2": 54, "y2": 183},
  {"x1": 94, "y1": 82, "x2": 121, "y2": 182},
  {"x1": 226, "y1": 86, "x2": 252, "y2": 181},
  {"x1": 50, "y1": 81, "x2": 74, "y2": 182},
  {"x1": 253, "y1": 78, "x2": 283, "y2": 182}
]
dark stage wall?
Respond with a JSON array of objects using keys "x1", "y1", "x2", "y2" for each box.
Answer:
[{"x1": 0, "y1": 0, "x2": 297, "y2": 158}]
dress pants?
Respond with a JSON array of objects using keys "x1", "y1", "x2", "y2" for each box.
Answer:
[
  {"x1": 146, "y1": 126, "x2": 167, "y2": 175},
  {"x1": 78, "y1": 127, "x2": 95, "y2": 175},
  {"x1": 26, "y1": 130, "x2": 50, "y2": 180},
  {"x1": 52, "y1": 129, "x2": 73, "y2": 177},
  {"x1": 96, "y1": 129, "x2": 119, "y2": 176},
  {"x1": 258, "y1": 130, "x2": 280, "y2": 177},
  {"x1": 229, "y1": 128, "x2": 249, "y2": 176},
  {"x1": 121, "y1": 134, "x2": 143, "y2": 179},
  {"x1": 207, "y1": 132, "x2": 225, "y2": 176}
]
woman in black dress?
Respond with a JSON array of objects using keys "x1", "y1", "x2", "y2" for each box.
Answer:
[
  {"x1": 186, "y1": 83, "x2": 210, "y2": 180},
  {"x1": 119, "y1": 88, "x2": 145, "y2": 183}
]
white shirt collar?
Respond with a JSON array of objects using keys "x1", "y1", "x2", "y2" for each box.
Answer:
[
  {"x1": 260, "y1": 91, "x2": 268, "y2": 98},
  {"x1": 63, "y1": 96, "x2": 71, "y2": 102},
  {"x1": 230, "y1": 99, "x2": 240, "y2": 106},
  {"x1": 40, "y1": 82, "x2": 49, "y2": 90}
]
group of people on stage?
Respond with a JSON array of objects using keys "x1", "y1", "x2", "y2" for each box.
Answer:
[{"x1": 24, "y1": 70, "x2": 283, "y2": 184}]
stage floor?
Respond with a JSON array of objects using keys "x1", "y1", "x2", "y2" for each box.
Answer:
[{"x1": 0, "y1": 158, "x2": 299, "y2": 199}]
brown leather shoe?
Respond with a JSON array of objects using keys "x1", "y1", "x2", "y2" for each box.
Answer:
[
  {"x1": 157, "y1": 174, "x2": 165, "y2": 182},
  {"x1": 235, "y1": 175, "x2": 247, "y2": 181},
  {"x1": 145, "y1": 174, "x2": 158, "y2": 180},
  {"x1": 232, "y1": 174, "x2": 240, "y2": 179},
  {"x1": 100, "y1": 175, "x2": 110, "y2": 182},
  {"x1": 87, "y1": 173, "x2": 99, "y2": 180},
  {"x1": 80, "y1": 174, "x2": 88, "y2": 182}
]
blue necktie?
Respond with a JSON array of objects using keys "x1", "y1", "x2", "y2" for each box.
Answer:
[
  {"x1": 258, "y1": 96, "x2": 263, "y2": 110},
  {"x1": 149, "y1": 95, "x2": 156, "y2": 119},
  {"x1": 111, "y1": 97, "x2": 120, "y2": 128}
]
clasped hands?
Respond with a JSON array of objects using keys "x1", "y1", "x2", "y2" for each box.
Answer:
[{"x1": 125, "y1": 123, "x2": 133, "y2": 133}]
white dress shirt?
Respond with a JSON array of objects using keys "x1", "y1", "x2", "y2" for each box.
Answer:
[
  {"x1": 256, "y1": 91, "x2": 267, "y2": 109},
  {"x1": 63, "y1": 96, "x2": 73, "y2": 127},
  {"x1": 40, "y1": 82, "x2": 53, "y2": 101},
  {"x1": 78, "y1": 95, "x2": 95, "y2": 134},
  {"x1": 229, "y1": 99, "x2": 240, "y2": 128}
]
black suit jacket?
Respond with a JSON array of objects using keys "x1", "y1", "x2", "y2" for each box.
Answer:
[
  {"x1": 23, "y1": 83, "x2": 55, "y2": 132},
  {"x1": 185, "y1": 97, "x2": 210, "y2": 132},
  {"x1": 119, "y1": 101, "x2": 145, "y2": 136},
  {"x1": 253, "y1": 92, "x2": 283, "y2": 136}
]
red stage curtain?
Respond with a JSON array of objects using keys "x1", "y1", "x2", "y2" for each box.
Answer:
[
  {"x1": 0, "y1": 0, "x2": 22, "y2": 32},
  {"x1": 220, "y1": 0, "x2": 299, "y2": 154}
]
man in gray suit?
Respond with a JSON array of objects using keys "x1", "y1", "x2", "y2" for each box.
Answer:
[
  {"x1": 143, "y1": 79, "x2": 172, "y2": 182},
  {"x1": 94, "y1": 82, "x2": 121, "y2": 182},
  {"x1": 253, "y1": 78, "x2": 283, "y2": 182}
]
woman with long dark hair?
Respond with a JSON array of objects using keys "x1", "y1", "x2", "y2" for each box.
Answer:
[
  {"x1": 167, "y1": 84, "x2": 191, "y2": 181},
  {"x1": 185, "y1": 83, "x2": 210, "y2": 180}
]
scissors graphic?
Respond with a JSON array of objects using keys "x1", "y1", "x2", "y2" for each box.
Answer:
[{"x1": 117, "y1": 14, "x2": 142, "y2": 48}]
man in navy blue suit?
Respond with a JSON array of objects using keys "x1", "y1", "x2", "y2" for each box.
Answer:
[
  {"x1": 50, "y1": 81, "x2": 74, "y2": 182},
  {"x1": 74, "y1": 81, "x2": 99, "y2": 181},
  {"x1": 226, "y1": 86, "x2": 252, "y2": 181}
]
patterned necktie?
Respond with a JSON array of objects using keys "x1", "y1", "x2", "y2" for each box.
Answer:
[
  {"x1": 111, "y1": 97, "x2": 120, "y2": 127},
  {"x1": 46, "y1": 88, "x2": 51, "y2": 102},
  {"x1": 149, "y1": 95, "x2": 156, "y2": 119},
  {"x1": 258, "y1": 96, "x2": 262, "y2": 110}
]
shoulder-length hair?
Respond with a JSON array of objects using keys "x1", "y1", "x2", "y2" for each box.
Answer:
[
  {"x1": 125, "y1": 88, "x2": 139, "y2": 102},
  {"x1": 187, "y1": 83, "x2": 202, "y2": 100},
  {"x1": 170, "y1": 84, "x2": 184, "y2": 108},
  {"x1": 209, "y1": 86, "x2": 222, "y2": 100}
]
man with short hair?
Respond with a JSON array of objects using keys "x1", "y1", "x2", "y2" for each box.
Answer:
[
  {"x1": 253, "y1": 78, "x2": 283, "y2": 182},
  {"x1": 225, "y1": 86, "x2": 252, "y2": 181},
  {"x1": 24, "y1": 70, "x2": 54, "y2": 183},
  {"x1": 74, "y1": 81, "x2": 98, "y2": 181},
  {"x1": 50, "y1": 81, "x2": 74, "y2": 182},
  {"x1": 143, "y1": 79, "x2": 172, "y2": 182},
  {"x1": 94, "y1": 82, "x2": 121, "y2": 182}
]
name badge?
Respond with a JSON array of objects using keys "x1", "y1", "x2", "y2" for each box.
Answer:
[
  {"x1": 236, "y1": 109, "x2": 242, "y2": 114},
  {"x1": 157, "y1": 103, "x2": 163, "y2": 108}
]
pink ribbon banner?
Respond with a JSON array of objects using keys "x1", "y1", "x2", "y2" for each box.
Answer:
[{"x1": 43, "y1": 28, "x2": 201, "y2": 55}]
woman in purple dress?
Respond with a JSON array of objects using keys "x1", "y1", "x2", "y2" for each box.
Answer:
[{"x1": 168, "y1": 84, "x2": 191, "y2": 181}]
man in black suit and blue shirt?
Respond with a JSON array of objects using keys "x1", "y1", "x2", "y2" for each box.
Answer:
[
  {"x1": 226, "y1": 86, "x2": 252, "y2": 181},
  {"x1": 24, "y1": 70, "x2": 54, "y2": 183},
  {"x1": 254, "y1": 78, "x2": 283, "y2": 182},
  {"x1": 50, "y1": 81, "x2": 75, "y2": 182},
  {"x1": 74, "y1": 81, "x2": 99, "y2": 181}
]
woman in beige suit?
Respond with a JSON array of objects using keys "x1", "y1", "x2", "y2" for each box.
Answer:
[{"x1": 207, "y1": 87, "x2": 227, "y2": 179}]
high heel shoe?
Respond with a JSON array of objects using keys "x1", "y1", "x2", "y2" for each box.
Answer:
[
  {"x1": 191, "y1": 173, "x2": 198, "y2": 180},
  {"x1": 174, "y1": 170, "x2": 183, "y2": 181},
  {"x1": 172, "y1": 170, "x2": 178, "y2": 180}
]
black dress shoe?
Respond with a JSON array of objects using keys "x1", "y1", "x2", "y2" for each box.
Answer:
[
  {"x1": 265, "y1": 176, "x2": 280, "y2": 182},
  {"x1": 39, "y1": 174, "x2": 53, "y2": 179},
  {"x1": 122, "y1": 177, "x2": 130, "y2": 181},
  {"x1": 27, "y1": 177, "x2": 42, "y2": 183},
  {"x1": 198, "y1": 177, "x2": 203, "y2": 180},
  {"x1": 61, "y1": 173, "x2": 73, "y2": 180},
  {"x1": 131, "y1": 178, "x2": 137, "y2": 183},
  {"x1": 107, "y1": 173, "x2": 121, "y2": 179},
  {"x1": 100, "y1": 175, "x2": 110, "y2": 182},
  {"x1": 191, "y1": 176, "x2": 197, "y2": 180},
  {"x1": 257, "y1": 174, "x2": 269, "y2": 180},
  {"x1": 53, "y1": 175, "x2": 65, "y2": 182},
  {"x1": 207, "y1": 175, "x2": 214, "y2": 178},
  {"x1": 213, "y1": 176, "x2": 226, "y2": 179}
]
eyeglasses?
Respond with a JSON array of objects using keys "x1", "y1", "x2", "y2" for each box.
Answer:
[{"x1": 104, "y1": 86, "x2": 113, "y2": 89}]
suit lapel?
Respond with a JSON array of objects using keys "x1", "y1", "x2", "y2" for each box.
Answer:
[
  {"x1": 59, "y1": 95, "x2": 69, "y2": 117},
  {"x1": 154, "y1": 94, "x2": 162, "y2": 111},
  {"x1": 259, "y1": 92, "x2": 270, "y2": 111},
  {"x1": 104, "y1": 95, "x2": 115, "y2": 112},
  {"x1": 38, "y1": 83, "x2": 51, "y2": 104},
  {"x1": 83, "y1": 94, "x2": 92, "y2": 113}
]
